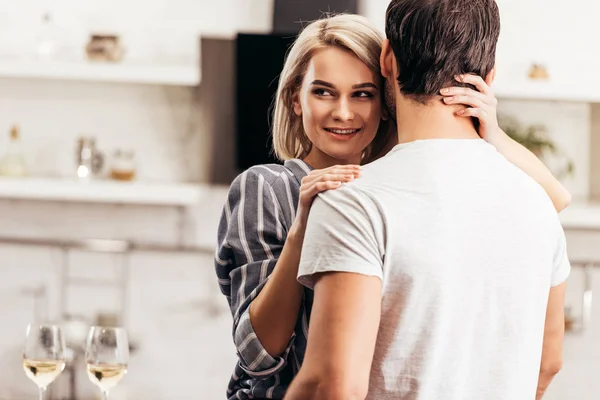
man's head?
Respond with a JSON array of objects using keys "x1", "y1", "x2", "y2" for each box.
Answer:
[{"x1": 381, "y1": 0, "x2": 501, "y2": 105}]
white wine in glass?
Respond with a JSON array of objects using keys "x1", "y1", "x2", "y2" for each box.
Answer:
[
  {"x1": 85, "y1": 326, "x2": 129, "y2": 400},
  {"x1": 22, "y1": 324, "x2": 67, "y2": 400},
  {"x1": 87, "y1": 362, "x2": 127, "y2": 392}
]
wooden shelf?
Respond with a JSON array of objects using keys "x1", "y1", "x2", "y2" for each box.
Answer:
[
  {"x1": 0, "y1": 177, "x2": 207, "y2": 206},
  {"x1": 494, "y1": 78, "x2": 600, "y2": 103},
  {"x1": 0, "y1": 58, "x2": 200, "y2": 86}
]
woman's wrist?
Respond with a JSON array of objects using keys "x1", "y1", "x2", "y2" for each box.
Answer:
[{"x1": 288, "y1": 221, "x2": 307, "y2": 246}]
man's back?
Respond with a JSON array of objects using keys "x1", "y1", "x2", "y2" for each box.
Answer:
[{"x1": 299, "y1": 139, "x2": 570, "y2": 399}]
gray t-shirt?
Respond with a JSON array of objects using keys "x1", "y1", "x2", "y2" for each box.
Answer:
[{"x1": 298, "y1": 139, "x2": 570, "y2": 400}]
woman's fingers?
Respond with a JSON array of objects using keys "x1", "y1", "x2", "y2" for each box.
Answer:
[
  {"x1": 440, "y1": 86, "x2": 488, "y2": 103},
  {"x1": 443, "y1": 94, "x2": 487, "y2": 109},
  {"x1": 456, "y1": 107, "x2": 487, "y2": 120},
  {"x1": 304, "y1": 174, "x2": 355, "y2": 193},
  {"x1": 322, "y1": 173, "x2": 357, "y2": 182},
  {"x1": 308, "y1": 165, "x2": 361, "y2": 182},
  {"x1": 456, "y1": 73, "x2": 492, "y2": 96},
  {"x1": 300, "y1": 167, "x2": 360, "y2": 204},
  {"x1": 302, "y1": 181, "x2": 341, "y2": 202}
]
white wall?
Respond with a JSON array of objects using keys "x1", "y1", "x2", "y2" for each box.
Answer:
[
  {"x1": 495, "y1": 0, "x2": 600, "y2": 81},
  {"x1": 360, "y1": 0, "x2": 600, "y2": 80},
  {"x1": 0, "y1": 0, "x2": 274, "y2": 60}
]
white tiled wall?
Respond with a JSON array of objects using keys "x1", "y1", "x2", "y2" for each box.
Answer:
[
  {"x1": 0, "y1": 0, "x2": 598, "y2": 399},
  {"x1": 0, "y1": 36, "x2": 239, "y2": 184}
]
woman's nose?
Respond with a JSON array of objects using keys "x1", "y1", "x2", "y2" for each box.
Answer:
[{"x1": 331, "y1": 98, "x2": 355, "y2": 121}]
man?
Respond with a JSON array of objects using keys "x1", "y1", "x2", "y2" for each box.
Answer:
[{"x1": 284, "y1": 0, "x2": 569, "y2": 399}]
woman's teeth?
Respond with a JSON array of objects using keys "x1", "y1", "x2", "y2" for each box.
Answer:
[{"x1": 325, "y1": 128, "x2": 360, "y2": 135}]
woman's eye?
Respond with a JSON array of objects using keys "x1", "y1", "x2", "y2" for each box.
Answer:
[{"x1": 313, "y1": 88, "x2": 333, "y2": 97}]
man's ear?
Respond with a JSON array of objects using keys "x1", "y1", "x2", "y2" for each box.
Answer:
[
  {"x1": 380, "y1": 39, "x2": 395, "y2": 80},
  {"x1": 485, "y1": 67, "x2": 497, "y2": 86}
]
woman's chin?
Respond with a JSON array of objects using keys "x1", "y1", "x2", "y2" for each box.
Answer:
[{"x1": 320, "y1": 147, "x2": 363, "y2": 164}]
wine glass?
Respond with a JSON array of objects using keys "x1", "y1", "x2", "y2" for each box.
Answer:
[
  {"x1": 22, "y1": 324, "x2": 67, "y2": 400},
  {"x1": 85, "y1": 326, "x2": 129, "y2": 400}
]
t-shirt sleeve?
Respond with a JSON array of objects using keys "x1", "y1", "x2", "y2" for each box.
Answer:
[
  {"x1": 297, "y1": 186, "x2": 385, "y2": 289},
  {"x1": 551, "y1": 216, "x2": 571, "y2": 287}
]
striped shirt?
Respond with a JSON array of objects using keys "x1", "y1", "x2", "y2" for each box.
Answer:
[{"x1": 215, "y1": 159, "x2": 313, "y2": 399}]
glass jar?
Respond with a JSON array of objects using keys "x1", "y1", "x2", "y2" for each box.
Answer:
[{"x1": 110, "y1": 149, "x2": 136, "y2": 181}]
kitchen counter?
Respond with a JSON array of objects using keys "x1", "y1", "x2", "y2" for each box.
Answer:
[
  {"x1": 560, "y1": 202, "x2": 600, "y2": 230},
  {"x1": 0, "y1": 177, "x2": 212, "y2": 206}
]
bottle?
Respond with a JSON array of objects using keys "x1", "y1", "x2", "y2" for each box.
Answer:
[
  {"x1": 0, "y1": 125, "x2": 28, "y2": 177},
  {"x1": 36, "y1": 12, "x2": 59, "y2": 60}
]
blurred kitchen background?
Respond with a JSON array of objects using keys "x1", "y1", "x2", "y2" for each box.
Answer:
[{"x1": 0, "y1": 0, "x2": 598, "y2": 399}]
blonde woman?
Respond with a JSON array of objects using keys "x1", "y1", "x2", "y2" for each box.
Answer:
[{"x1": 215, "y1": 14, "x2": 570, "y2": 400}]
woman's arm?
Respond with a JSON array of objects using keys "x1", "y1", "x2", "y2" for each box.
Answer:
[
  {"x1": 216, "y1": 165, "x2": 362, "y2": 375},
  {"x1": 249, "y1": 164, "x2": 362, "y2": 357},
  {"x1": 440, "y1": 74, "x2": 571, "y2": 212},
  {"x1": 248, "y1": 228, "x2": 305, "y2": 357},
  {"x1": 215, "y1": 169, "x2": 297, "y2": 376},
  {"x1": 492, "y1": 131, "x2": 571, "y2": 212}
]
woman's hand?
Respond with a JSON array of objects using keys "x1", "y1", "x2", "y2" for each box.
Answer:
[
  {"x1": 291, "y1": 164, "x2": 361, "y2": 240},
  {"x1": 441, "y1": 74, "x2": 572, "y2": 212},
  {"x1": 440, "y1": 74, "x2": 504, "y2": 146}
]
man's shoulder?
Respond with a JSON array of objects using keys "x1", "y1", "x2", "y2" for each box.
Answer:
[
  {"x1": 481, "y1": 156, "x2": 560, "y2": 232},
  {"x1": 314, "y1": 180, "x2": 382, "y2": 226},
  {"x1": 493, "y1": 156, "x2": 555, "y2": 206}
]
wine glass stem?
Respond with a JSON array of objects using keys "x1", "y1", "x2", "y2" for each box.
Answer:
[
  {"x1": 102, "y1": 390, "x2": 109, "y2": 400},
  {"x1": 38, "y1": 387, "x2": 45, "y2": 400}
]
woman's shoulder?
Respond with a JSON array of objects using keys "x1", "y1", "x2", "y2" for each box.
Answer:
[
  {"x1": 227, "y1": 162, "x2": 301, "y2": 197},
  {"x1": 232, "y1": 163, "x2": 294, "y2": 186}
]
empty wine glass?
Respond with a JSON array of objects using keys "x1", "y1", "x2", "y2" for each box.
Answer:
[
  {"x1": 22, "y1": 324, "x2": 67, "y2": 400},
  {"x1": 85, "y1": 326, "x2": 129, "y2": 400}
]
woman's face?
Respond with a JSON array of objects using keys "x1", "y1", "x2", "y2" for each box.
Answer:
[{"x1": 294, "y1": 46, "x2": 383, "y2": 168}]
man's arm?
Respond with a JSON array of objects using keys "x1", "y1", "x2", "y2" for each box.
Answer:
[
  {"x1": 284, "y1": 272, "x2": 382, "y2": 400},
  {"x1": 536, "y1": 282, "x2": 567, "y2": 400}
]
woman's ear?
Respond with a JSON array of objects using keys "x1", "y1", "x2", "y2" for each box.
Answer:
[{"x1": 292, "y1": 94, "x2": 302, "y2": 116}]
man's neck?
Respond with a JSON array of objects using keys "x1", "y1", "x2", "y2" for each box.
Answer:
[{"x1": 395, "y1": 100, "x2": 480, "y2": 144}]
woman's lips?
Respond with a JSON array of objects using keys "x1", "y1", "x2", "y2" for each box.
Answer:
[{"x1": 324, "y1": 128, "x2": 361, "y2": 135}]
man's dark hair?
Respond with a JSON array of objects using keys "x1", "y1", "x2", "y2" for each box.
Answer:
[{"x1": 385, "y1": 0, "x2": 500, "y2": 103}]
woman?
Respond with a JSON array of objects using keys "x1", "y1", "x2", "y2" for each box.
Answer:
[{"x1": 215, "y1": 14, "x2": 570, "y2": 400}]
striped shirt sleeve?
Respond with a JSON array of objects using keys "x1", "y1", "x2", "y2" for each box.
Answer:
[{"x1": 215, "y1": 168, "x2": 294, "y2": 377}]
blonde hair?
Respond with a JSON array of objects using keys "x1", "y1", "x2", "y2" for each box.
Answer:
[{"x1": 271, "y1": 14, "x2": 395, "y2": 164}]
